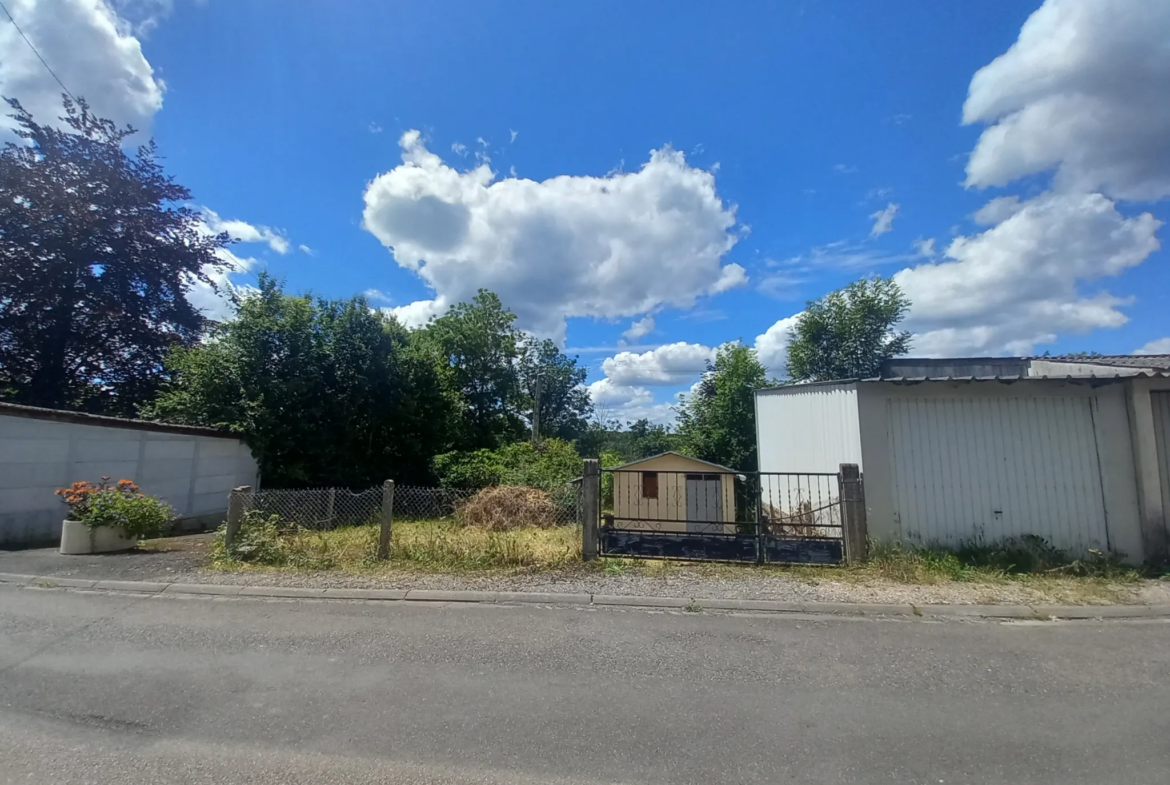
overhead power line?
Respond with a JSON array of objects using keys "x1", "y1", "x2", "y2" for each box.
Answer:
[{"x1": 0, "y1": 0, "x2": 77, "y2": 101}]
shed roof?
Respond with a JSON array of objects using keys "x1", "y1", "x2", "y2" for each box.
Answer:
[{"x1": 608, "y1": 451, "x2": 737, "y2": 473}]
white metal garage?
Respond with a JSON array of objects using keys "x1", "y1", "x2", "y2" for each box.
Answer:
[
  {"x1": 756, "y1": 375, "x2": 1168, "y2": 563},
  {"x1": 886, "y1": 396, "x2": 1108, "y2": 552}
]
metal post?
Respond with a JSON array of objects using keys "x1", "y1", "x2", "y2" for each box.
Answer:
[
  {"x1": 224, "y1": 485, "x2": 252, "y2": 547},
  {"x1": 582, "y1": 459, "x2": 600, "y2": 561},
  {"x1": 839, "y1": 464, "x2": 866, "y2": 563},
  {"x1": 755, "y1": 475, "x2": 766, "y2": 564},
  {"x1": 377, "y1": 480, "x2": 395, "y2": 560}
]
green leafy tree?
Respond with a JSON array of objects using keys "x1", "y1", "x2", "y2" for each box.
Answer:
[
  {"x1": 418, "y1": 290, "x2": 524, "y2": 449},
  {"x1": 0, "y1": 97, "x2": 231, "y2": 414},
  {"x1": 577, "y1": 417, "x2": 680, "y2": 462},
  {"x1": 676, "y1": 343, "x2": 770, "y2": 472},
  {"x1": 434, "y1": 438, "x2": 583, "y2": 491},
  {"x1": 519, "y1": 338, "x2": 592, "y2": 442},
  {"x1": 144, "y1": 275, "x2": 455, "y2": 487},
  {"x1": 625, "y1": 418, "x2": 678, "y2": 459},
  {"x1": 786, "y1": 276, "x2": 912, "y2": 382}
]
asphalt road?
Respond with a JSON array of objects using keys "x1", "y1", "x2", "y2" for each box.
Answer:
[{"x1": 1, "y1": 586, "x2": 1168, "y2": 784}]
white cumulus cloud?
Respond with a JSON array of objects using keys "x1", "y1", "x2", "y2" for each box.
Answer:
[
  {"x1": 361, "y1": 130, "x2": 744, "y2": 343},
  {"x1": 896, "y1": 193, "x2": 1161, "y2": 356},
  {"x1": 621, "y1": 315, "x2": 655, "y2": 344},
  {"x1": 869, "y1": 202, "x2": 899, "y2": 238},
  {"x1": 754, "y1": 314, "x2": 802, "y2": 376},
  {"x1": 386, "y1": 298, "x2": 448, "y2": 329},
  {"x1": 200, "y1": 208, "x2": 291, "y2": 255},
  {"x1": 600, "y1": 342, "x2": 716, "y2": 387},
  {"x1": 963, "y1": 0, "x2": 1170, "y2": 201},
  {"x1": 0, "y1": 0, "x2": 165, "y2": 136},
  {"x1": 1134, "y1": 338, "x2": 1170, "y2": 356},
  {"x1": 971, "y1": 196, "x2": 1024, "y2": 226},
  {"x1": 586, "y1": 378, "x2": 676, "y2": 426}
]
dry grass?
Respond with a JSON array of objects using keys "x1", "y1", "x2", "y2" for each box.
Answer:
[
  {"x1": 209, "y1": 519, "x2": 581, "y2": 574},
  {"x1": 589, "y1": 544, "x2": 1149, "y2": 605},
  {"x1": 392, "y1": 519, "x2": 580, "y2": 568},
  {"x1": 456, "y1": 486, "x2": 561, "y2": 531}
]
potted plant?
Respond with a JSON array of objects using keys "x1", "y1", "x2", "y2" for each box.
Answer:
[{"x1": 56, "y1": 478, "x2": 176, "y2": 555}]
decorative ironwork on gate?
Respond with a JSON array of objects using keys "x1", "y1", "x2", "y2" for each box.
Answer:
[{"x1": 597, "y1": 468, "x2": 848, "y2": 564}]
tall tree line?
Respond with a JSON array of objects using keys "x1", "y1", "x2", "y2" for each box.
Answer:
[
  {"x1": 145, "y1": 279, "x2": 592, "y2": 487},
  {"x1": 1, "y1": 98, "x2": 917, "y2": 485},
  {"x1": 0, "y1": 99, "x2": 592, "y2": 486}
]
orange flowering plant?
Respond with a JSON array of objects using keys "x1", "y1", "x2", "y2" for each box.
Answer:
[{"x1": 56, "y1": 477, "x2": 174, "y2": 539}]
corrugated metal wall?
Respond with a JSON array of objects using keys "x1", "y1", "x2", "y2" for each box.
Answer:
[
  {"x1": 755, "y1": 384, "x2": 862, "y2": 473},
  {"x1": 887, "y1": 396, "x2": 1109, "y2": 552},
  {"x1": 1154, "y1": 392, "x2": 1170, "y2": 527}
]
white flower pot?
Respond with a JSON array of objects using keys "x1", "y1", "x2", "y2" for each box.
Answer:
[{"x1": 59, "y1": 520, "x2": 138, "y2": 555}]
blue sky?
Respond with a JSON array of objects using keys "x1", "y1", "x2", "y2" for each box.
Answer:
[{"x1": 2, "y1": 0, "x2": 1168, "y2": 424}]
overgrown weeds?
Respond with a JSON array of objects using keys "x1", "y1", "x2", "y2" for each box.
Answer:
[
  {"x1": 208, "y1": 515, "x2": 1150, "y2": 606},
  {"x1": 865, "y1": 536, "x2": 1143, "y2": 583},
  {"x1": 209, "y1": 513, "x2": 581, "y2": 573}
]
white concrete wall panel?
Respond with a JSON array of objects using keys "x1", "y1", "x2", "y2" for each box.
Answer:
[{"x1": 0, "y1": 412, "x2": 258, "y2": 546}]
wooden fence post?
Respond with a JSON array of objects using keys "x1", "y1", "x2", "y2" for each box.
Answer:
[
  {"x1": 839, "y1": 464, "x2": 866, "y2": 563},
  {"x1": 377, "y1": 480, "x2": 395, "y2": 560},
  {"x1": 224, "y1": 485, "x2": 252, "y2": 547},
  {"x1": 582, "y1": 459, "x2": 600, "y2": 561}
]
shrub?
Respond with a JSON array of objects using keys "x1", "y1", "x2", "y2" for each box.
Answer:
[
  {"x1": 210, "y1": 510, "x2": 375, "y2": 570},
  {"x1": 214, "y1": 510, "x2": 287, "y2": 565},
  {"x1": 435, "y1": 439, "x2": 583, "y2": 491},
  {"x1": 56, "y1": 477, "x2": 174, "y2": 540},
  {"x1": 456, "y1": 485, "x2": 561, "y2": 530}
]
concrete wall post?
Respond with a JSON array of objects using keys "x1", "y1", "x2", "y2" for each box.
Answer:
[
  {"x1": 582, "y1": 459, "x2": 600, "y2": 561},
  {"x1": 839, "y1": 464, "x2": 866, "y2": 563},
  {"x1": 224, "y1": 485, "x2": 252, "y2": 547},
  {"x1": 377, "y1": 480, "x2": 395, "y2": 561}
]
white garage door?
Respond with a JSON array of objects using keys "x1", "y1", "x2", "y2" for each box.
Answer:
[
  {"x1": 888, "y1": 396, "x2": 1109, "y2": 553},
  {"x1": 1154, "y1": 392, "x2": 1170, "y2": 524}
]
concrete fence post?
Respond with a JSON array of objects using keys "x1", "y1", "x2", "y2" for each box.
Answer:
[
  {"x1": 838, "y1": 464, "x2": 866, "y2": 564},
  {"x1": 325, "y1": 487, "x2": 337, "y2": 529},
  {"x1": 582, "y1": 459, "x2": 600, "y2": 561},
  {"x1": 224, "y1": 485, "x2": 252, "y2": 547},
  {"x1": 377, "y1": 480, "x2": 395, "y2": 561}
]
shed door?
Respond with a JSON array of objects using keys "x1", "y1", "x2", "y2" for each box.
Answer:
[
  {"x1": 686, "y1": 474, "x2": 723, "y2": 532},
  {"x1": 888, "y1": 396, "x2": 1109, "y2": 553},
  {"x1": 1153, "y1": 392, "x2": 1170, "y2": 525}
]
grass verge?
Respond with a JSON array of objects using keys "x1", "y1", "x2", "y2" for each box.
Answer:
[
  {"x1": 209, "y1": 517, "x2": 581, "y2": 573},
  {"x1": 207, "y1": 517, "x2": 1162, "y2": 605}
]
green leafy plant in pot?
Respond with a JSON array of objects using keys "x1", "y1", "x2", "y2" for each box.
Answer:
[{"x1": 56, "y1": 477, "x2": 175, "y2": 554}]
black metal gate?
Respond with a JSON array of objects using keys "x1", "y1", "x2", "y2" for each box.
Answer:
[{"x1": 597, "y1": 468, "x2": 847, "y2": 565}]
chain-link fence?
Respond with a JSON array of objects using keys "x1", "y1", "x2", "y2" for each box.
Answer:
[
  {"x1": 237, "y1": 487, "x2": 384, "y2": 532},
  {"x1": 395, "y1": 484, "x2": 580, "y2": 526},
  {"x1": 232, "y1": 483, "x2": 581, "y2": 534}
]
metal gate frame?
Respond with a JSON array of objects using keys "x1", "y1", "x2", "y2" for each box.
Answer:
[{"x1": 594, "y1": 467, "x2": 853, "y2": 565}]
